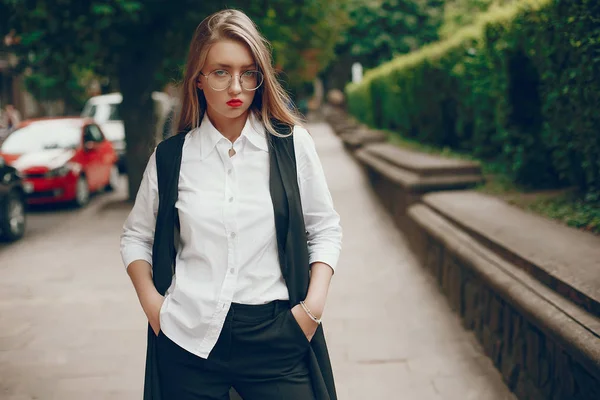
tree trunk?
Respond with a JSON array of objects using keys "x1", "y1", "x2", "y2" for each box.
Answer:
[{"x1": 117, "y1": 48, "x2": 162, "y2": 202}]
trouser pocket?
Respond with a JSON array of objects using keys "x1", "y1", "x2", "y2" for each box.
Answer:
[
  {"x1": 230, "y1": 306, "x2": 310, "y2": 375},
  {"x1": 285, "y1": 309, "x2": 311, "y2": 346}
]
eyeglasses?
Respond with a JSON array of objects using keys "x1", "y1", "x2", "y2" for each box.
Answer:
[{"x1": 199, "y1": 70, "x2": 264, "y2": 91}]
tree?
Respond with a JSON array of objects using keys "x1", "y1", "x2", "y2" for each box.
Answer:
[
  {"x1": 3, "y1": 0, "x2": 348, "y2": 200},
  {"x1": 324, "y1": 0, "x2": 444, "y2": 91}
]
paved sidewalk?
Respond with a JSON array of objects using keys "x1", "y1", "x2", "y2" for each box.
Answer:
[{"x1": 0, "y1": 121, "x2": 515, "y2": 399}]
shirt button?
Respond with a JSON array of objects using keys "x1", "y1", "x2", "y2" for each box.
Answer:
[
  {"x1": 230, "y1": 268, "x2": 235, "y2": 274},
  {"x1": 229, "y1": 197, "x2": 234, "y2": 203},
  {"x1": 228, "y1": 169, "x2": 232, "y2": 175},
  {"x1": 230, "y1": 232, "x2": 236, "y2": 239}
]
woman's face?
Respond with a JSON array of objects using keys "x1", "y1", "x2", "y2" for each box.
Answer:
[{"x1": 197, "y1": 39, "x2": 258, "y2": 123}]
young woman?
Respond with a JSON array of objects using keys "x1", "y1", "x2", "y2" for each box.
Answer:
[{"x1": 120, "y1": 9, "x2": 342, "y2": 400}]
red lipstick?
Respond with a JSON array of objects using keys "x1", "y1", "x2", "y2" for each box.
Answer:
[{"x1": 227, "y1": 99, "x2": 243, "y2": 107}]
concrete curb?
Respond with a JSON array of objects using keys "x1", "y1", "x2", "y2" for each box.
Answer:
[{"x1": 421, "y1": 191, "x2": 600, "y2": 318}]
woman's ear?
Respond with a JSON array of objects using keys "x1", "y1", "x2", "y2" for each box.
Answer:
[{"x1": 196, "y1": 79, "x2": 203, "y2": 90}]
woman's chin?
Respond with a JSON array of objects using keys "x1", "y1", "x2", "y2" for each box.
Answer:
[
  {"x1": 222, "y1": 107, "x2": 249, "y2": 119},
  {"x1": 207, "y1": 106, "x2": 251, "y2": 124}
]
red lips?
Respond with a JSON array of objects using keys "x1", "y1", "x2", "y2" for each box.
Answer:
[{"x1": 226, "y1": 99, "x2": 243, "y2": 107}]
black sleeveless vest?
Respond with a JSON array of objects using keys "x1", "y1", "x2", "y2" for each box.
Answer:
[{"x1": 144, "y1": 121, "x2": 337, "y2": 400}]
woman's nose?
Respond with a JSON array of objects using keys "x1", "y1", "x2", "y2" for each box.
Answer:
[{"x1": 229, "y1": 75, "x2": 242, "y2": 94}]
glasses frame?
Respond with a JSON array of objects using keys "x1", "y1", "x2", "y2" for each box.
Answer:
[{"x1": 199, "y1": 69, "x2": 264, "y2": 92}]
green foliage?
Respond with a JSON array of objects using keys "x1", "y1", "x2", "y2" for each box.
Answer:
[
  {"x1": 346, "y1": 0, "x2": 600, "y2": 201},
  {"x1": 438, "y1": 0, "x2": 512, "y2": 38},
  {"x1": 526, "y1": 194, "x2": 600, "y2": 234}
]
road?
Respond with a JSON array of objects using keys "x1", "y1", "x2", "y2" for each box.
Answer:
[{"x1": 0, "y1": 178, "x2": 126, "y2": 253}]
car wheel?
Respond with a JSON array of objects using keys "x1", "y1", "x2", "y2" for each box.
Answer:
[
  {"x1": 0, "y1": 190, "x2": 26, "y2": 241},
  {"x1": 105, "y1": 164, "x2": 120, "y2": 192},
  {"x1": 74, "y1": 175, "x2": 90, "y2": 208}
]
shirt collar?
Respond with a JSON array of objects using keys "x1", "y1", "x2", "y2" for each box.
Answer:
[
  {"x1": 241, "y1": 113, "x2": 268, "y2": 153},
  {"x1": 197, "y1": 112, "x2": 267, "y2": 160}
]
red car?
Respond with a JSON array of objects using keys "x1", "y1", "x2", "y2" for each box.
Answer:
[{"x1": 0, "y1": 117, "x2": 120, "y2": 207}]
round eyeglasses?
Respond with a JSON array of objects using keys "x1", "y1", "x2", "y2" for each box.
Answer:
[{"x1": 199, "y1": 70, "x2": 264, "y2": 91}]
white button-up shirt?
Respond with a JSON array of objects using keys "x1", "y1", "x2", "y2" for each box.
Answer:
[{"x1": 120, "y1": 113, "x2": 342, "y2": 358}]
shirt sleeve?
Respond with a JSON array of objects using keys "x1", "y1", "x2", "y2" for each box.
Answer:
[
  {"x1": 120, "y1": 149, "x2": 159, "y2": 270},
  {"x1": 293, "y1": 125, "x2": 343, "y2": 273}
]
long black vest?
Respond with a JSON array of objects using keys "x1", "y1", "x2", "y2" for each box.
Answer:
[{"x1": 144, "y1": 122, "x2": 337, "y2": 400}]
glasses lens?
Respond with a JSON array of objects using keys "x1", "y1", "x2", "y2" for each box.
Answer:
[
  {"x1": 206, "y1": 70, "x2": 264, "y2": 91},
  {"x1": 241, "y1": 71, "x2": 264, "y2": 91},
  {"x1": 208, "y1": 70, "x2": 232, "y2": 91}
]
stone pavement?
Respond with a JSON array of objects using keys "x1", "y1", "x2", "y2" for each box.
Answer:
[{"x1": 0, "y1": 121, "x2": 516, "y2": 399}]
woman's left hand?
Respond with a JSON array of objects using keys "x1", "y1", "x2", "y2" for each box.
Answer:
[{"x1": 291, "y1": 303, "x2": 320, "y2": 341}]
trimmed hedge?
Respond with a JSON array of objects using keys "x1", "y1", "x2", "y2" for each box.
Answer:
[{"x1": 346, "y1": 0, "x2": 600, "y2": 200}]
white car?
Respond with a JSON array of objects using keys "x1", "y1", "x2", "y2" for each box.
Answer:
[{"x1": 81, "y1": 92, "x2": 174, "y2": 172}]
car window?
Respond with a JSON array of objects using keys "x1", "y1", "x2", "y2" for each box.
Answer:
[
  {"x1": 82, "y1": 103, "x2": 122, "y2": 123},
  {"x1": 81, "y1": 104, "x2": 97, "y2": 118},
  {"x1": 1, "y1": 122, "x2": 81, "y2": 153},
  {"x1": 108, "y1": 104, "x2": 121, "y2": 121},
  {"x1": 85, "y1": 125, "x2": 104, "y2": 143},
  {"x1": 85, "y1": 104, "x2": 110, "y2": 122}
]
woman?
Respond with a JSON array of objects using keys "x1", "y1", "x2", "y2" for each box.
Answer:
[{"x1": 120, "y1": 9, "x2": 342, "y2": 400}]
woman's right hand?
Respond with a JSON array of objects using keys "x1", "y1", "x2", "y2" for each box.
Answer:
[
  {"x1": 126, "y1": 260, "x2": 165, "y2": 336},
  {"x1": 142, "y1": 290, "x2": 165, "y2": 336}
]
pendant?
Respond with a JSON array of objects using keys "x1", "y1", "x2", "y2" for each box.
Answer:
[{"x1": 228, "y1": 148, "x2": 236, "y2": 158}]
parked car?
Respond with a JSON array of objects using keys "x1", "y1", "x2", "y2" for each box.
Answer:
[
  {"x1": 0, "y1": 118, "x2": 119, "y2": 207},
  {"x1": 80, "y1": 91, "x2": 174, "y2": 172},
  {"x1": 0, "y1": 154, "x2": 26, "y2": 241}
]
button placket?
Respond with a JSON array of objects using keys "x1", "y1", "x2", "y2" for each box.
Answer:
[
  {"x1": 224, "y1": 149, "x2": 239, "y2": 285},
  {"x1": 223, "y1": 154, "x2": 236, "y2": 239},
  {"x1": 227, "y1": 152, "x2": 239, "y2": 243}
]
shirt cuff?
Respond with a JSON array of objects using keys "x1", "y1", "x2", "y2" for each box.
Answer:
[
  {"x1": 121, "y1": 244, "x2": 153, "y2": 271},
  {"x1": 309, "y1": 252, "x2": 340, "y2": 273}
]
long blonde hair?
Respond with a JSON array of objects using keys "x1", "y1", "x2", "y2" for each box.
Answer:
[{"x1": 177, "y1": 9, "x2": 302, "y2": 136}]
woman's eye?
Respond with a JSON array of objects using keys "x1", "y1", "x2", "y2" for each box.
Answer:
[
  {"x1": 214, "y1": 70, "x2": 228, "y2": 76},
  {"x1": 243, "y1": 71, "x2": 256, "y2": 77}
]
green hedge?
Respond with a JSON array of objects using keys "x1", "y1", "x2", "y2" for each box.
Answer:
[{"x1": 346, "y1": 0, "x2": 600, "y2": 200}]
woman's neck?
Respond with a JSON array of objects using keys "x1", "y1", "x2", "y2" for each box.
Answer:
[{"x1": 206, "y1": 109, "x2": 249, "y2": 143}]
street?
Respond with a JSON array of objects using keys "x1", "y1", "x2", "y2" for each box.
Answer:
[
  {"x1": 0, "y1": 123, "x2": 515, "y2": 399},
  {"x1": 0, "y1": 193, "x2": 114, "y2": 253}
]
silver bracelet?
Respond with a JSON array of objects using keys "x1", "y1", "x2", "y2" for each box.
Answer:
[{"x1": 299, "y1": 301, "x2": 322, "y2": 324}]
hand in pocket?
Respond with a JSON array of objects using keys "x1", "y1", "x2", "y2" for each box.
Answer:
[
  {"x1": 290, "y1": 304, "x2": 319, "y2": 341},
  {"x1": 143, "y1": 291, "x2": 165, "y2": 336}
]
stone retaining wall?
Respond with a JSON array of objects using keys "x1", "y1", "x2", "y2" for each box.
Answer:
[
  {"x1": 324, "y1": 107, "x2": 600, "y2": 400},
  {"x1": 408, "y1": 198, "x2": 600, "y2": 400}
]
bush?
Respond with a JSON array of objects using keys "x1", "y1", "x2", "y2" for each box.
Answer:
[{"x1": 346, "y1": 0, "x2": 600, "y2": 200}]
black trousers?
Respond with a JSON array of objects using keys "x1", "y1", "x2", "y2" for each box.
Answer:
[{"x1": 156, "y1": 300, "x2": 316, "y2": 400}]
